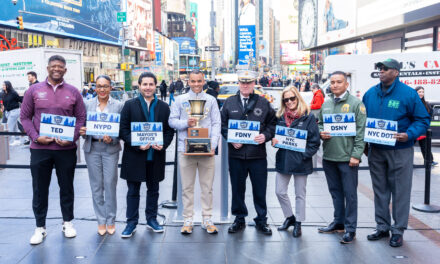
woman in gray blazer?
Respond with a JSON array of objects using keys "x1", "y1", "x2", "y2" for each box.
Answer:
[{"x1": 79, "y1": 75, "x2": 124, "y2": 235}]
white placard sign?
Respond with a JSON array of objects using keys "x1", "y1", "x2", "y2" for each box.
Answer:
[
  {"x1": 39, "y1": 113, "x2": 76, "y2": 141},
  {"x1": 364, "y1": 118, "x2": 398, "y2": 146},
  {"x1": 227, "y1": 119, "x2": 260, "y2": 145},
  {"x1": 86, "y1": 112, "x2": 120, "y2": 137},
  {"x1": 131, "y1": 122, "x2": 163, "y2": 146},
  {"x1": 274, "y1": 126, "x2": 308, "y2": 152},
  {"x1": 323, "y1": 113, "x2": 356, "y2": 136}
]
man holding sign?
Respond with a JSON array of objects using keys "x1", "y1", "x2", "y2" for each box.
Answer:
[
  {"x1": 20, "y1": 55, "x2": 86, "y2": 245},
  {"x1": 221, "y1": 70, "x2": 276, "y2": 235},
  {"x1": 362, "y1": 59, "x2": 430, "y2": 247},
  {"x1": 119, "y1": 72, "x2": 174, "y2": 237},
  {"x1": 318, "y1": 71, "x2": 366, "y2": 244}
]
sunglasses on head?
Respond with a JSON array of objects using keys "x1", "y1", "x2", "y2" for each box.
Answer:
[{"x1": 283, "y1": 96, "x2": 296, "y2": 103}]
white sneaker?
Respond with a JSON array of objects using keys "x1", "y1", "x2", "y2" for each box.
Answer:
[
  {"x1": 30, "y1": 227, "x2": 47, "y2": 245},
  {"x1": 10, "y1": 140, "x2": 21, "y2": 146},
  {"x1": 62, "y1": 221, "x2": 77, "y2": 238}
]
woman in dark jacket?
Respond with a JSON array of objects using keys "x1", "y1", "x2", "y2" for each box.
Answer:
[
  {"x1": 159, "y1": 80, "x2": 168, "y2": 101},
  {"x1": 271, "y1": 86, "x2": 320, "y2": 237},
  {"x1": 415, "y1": 86, "x2": 437, "y2": 166},
  {"x1": 2, "y1": 81, "x2": 22, "y2": 145}
]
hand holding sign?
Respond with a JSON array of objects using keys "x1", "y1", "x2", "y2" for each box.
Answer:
[
  {"x1": 37, "y1": 136, "x2": 54, "y2": 145},
  {"x1": 139, "y1": 143, "x2": 151, "y2": 151},
  {"x1": 320, "y1": 131, "x2": 331, "y2": 140},
  {"x1": 79, "y1": 127, "x2": 87, "y2": 136},
  {"x1": 102, "y1": 135, "x2": 112, "y2": 144},
  {"x1": 394, "y1": 133, "x2": 408, "y2": 142},
  {"x1": 254, "y1": 134, "x2": 266, "y2": 144},
  {"x1": 55, "y1": 138, "x2": 71, "y2": 147},
  {"x1": 152, "y1": 144, "x2": 163, "y2": 151},
  {"x1": 232, "y1": 143, "x2": 243, "y2": 149},
  {"x1": 271, "y1": 138, "x2": 279, "y2": 146}
]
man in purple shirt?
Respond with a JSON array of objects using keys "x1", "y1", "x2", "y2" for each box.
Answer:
[{"x1": 20, "y1": 55, "x2": 86, "y2": 245}]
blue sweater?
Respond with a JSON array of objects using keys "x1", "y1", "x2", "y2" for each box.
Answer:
[{"x1": 362, "y1": 77, "x2": 430, "y2": 149}]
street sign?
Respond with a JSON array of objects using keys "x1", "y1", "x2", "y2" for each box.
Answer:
[
  {"x1": 117, "y1": 12, "x2": 126, "y2": 22},
  {"x1": 205, "y1": 46, "x2": 220, "y2": 52}
]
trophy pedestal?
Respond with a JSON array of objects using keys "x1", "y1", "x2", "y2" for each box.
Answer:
[{"x1": 184, "y1": 127, "x2": 211, "y2": 156}]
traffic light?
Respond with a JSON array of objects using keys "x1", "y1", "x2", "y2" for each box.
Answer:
[{"x1": 16, "y1": 16, "x2": 24, "y2": 30}]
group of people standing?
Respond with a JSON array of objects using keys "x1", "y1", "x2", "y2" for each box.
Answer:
[{"x1": 19, "y1": 55, "x2": 431, "y2": 250}]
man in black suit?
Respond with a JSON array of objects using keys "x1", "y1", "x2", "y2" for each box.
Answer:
[{"x1": 119, "y1": 72, "x2": 174, "y2": 237}]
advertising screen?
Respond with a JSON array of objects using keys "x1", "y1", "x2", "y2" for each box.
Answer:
[
  {"x1": 173, "y1": 37, "x2": 197, "y2": 55},
  {"x1": 238, "y1": 25, "x2": 256, "y2": 65},
  {"x1": 186, "y1": 2, "x2": 198, "y2": 41},
  {"x1": 0, "y1": 0, "x2": 120, "y2": 45},
  {"x1": 127, "y1": 0, "x2": 154, "y2": 50}
]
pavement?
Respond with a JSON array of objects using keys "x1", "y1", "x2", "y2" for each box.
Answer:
[{"x1": 1, "y1": 133, "x2": 440, "y2": 264}]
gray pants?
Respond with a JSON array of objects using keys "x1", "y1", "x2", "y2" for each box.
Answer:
[
  {"x1": 84, "y1": 142, "x2": 119, "y2": 225},
  {"x1": 275, "y1": 172, "x2": 307, "y2": 222},
  {"x1": 5, "y1": 108, "x2": 20, "y2": 142},
  {"x1": 322, "y1": 160, "x2": 358, "y2": 232},
  {"x1": 368, "y1": 146, "x2": 413, "y2": 235}
]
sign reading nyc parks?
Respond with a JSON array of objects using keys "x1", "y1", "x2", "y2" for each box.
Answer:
[
  {"x1": 364, "y1": 118, "x2": 398, "y2": 146},
  {"x1": 274, "y1": 126, "x2": 308, "y2": 153},
  {"x1": 86, "y1": 112, "x2": 120, "y2": 137},
  {"x1": 131, "y1": 122, "x2": 163, "y2": 146},
  {"x1": 227, "y1": 120, "x2": 260, "y2": 145},
  {"x1": 323, "y1": 113, "x2": 356, "y2": 136},
  {"x1": 39, "y1": 114, "x2": 76, "y2": 141}
]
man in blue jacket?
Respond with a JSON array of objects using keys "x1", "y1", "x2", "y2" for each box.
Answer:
[{"x1": 362, "y1": 58, "x2": 430, "y2": 247}]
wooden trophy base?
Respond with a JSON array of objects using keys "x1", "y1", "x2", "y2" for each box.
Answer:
[{"x1": 184, "y1": 127, "x2": 211, "y2": 155}]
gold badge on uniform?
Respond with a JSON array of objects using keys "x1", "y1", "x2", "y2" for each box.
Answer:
[
  {"x1": 341, "y1": 104, "x2": 350, "y2": 113},
  {"x1": 360, "y1": 105, "x2": 366, "y2": 114}
]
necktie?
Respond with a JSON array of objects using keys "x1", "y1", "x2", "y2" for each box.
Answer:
[
  {"x1": 334, "y1": 98, "x2": 341, "y2": 103},
  {"x1": 243, "y1": 98, "x2": 248, "y2": 109}
]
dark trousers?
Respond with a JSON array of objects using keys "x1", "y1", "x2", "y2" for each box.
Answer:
[
  {"x1": 160, "y1": 91, "x2": 166, "y2": 101},
  {"x1": 419, "y1": 138, "x2": 433, "y2": 163},
  {"x1": 322, "y1": 159, "x2": 358, "y2": 232},
  {"x1": 229, "y1": 158, "x2": 268, "y2": 225},
  {"x1": 126, "y1": 162, "x2": 159, "y2": 226},
  {"x1": 30, "y1": 148, "x2": 77, "y2": 227}
]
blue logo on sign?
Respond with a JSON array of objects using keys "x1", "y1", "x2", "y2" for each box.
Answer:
[
  {"x1": 143, "y1": 123, "x2": 151, "y2": 131},
  {"x1": 54, "y1": 116, "x2": 63, "y2": 125},
  {"x1": 100, "y1": 113, "x2": 108, "y2": 121},
  {"x1": 287, "y1": 129, "x2": 295, "y2": 137},
  {"x1": 334, "y1": 115, "x2": 343, "y2": 122},
  {"x1": 378, "y1": 120, "x2": 386, "y2": 128},
  {"x1": 240, "y1": 122, "x2": 248, "y2": 129}
]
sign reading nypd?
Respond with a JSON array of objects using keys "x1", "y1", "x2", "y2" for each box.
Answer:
[
  {"x1": 39, "y1": 113, "x2": 76, "y2": 141},
  {"x1": 131, "y1": 122, "x2": 163, "y2": 146},
  {"x1": 227, "y1": 120, "x2": 260, "y2": 145},
  {"x1": 86, "y1": 112, "x2": 120, "y2": 137},
  {"x1": 323, "y1": 113, "x2": 356, "y2": 136},
  {"x1": 364, "y1": 118, "x2": 398, "y2": 146},
  {"x1": 274, "y1": 126, "x2": 308, "y2": 152}
]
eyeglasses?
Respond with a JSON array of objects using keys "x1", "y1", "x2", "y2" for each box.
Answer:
[
  {"x1": 283, "y1": 96, "x2": 296, "y2": 103},
  {"x1": 378, "y1": 66, "x2": 389, "y2": 71},
  {"x1": 96, "y1": 85, "x2": 111, "y2": 89}
]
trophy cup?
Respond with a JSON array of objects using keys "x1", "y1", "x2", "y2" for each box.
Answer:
[{"x1": 184, "y1": 99, "x2": 211, "y2": 155}]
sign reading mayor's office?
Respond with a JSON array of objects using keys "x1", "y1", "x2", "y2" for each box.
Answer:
[
  {"x1": 274, "y1": 126, "x2": 308, "y2": 153},
  {"x1": 227, "y1": 119, "x2": 260, "y2": 145},
  {"x1": 364, "y1": 118, "x2": 398, "y2": 146},
  {"x1": 86, "y1": 112, "x2": 120, "y2": 137},
  {"x1": 39, "y1": 113, "x2": 76, "y2": 141},
  {"x1": 131, "y1": 122, "x2": 163, "y2": 146},
  {"x1": 323, "y1": 113, "x2": 356, "y2": 136}
]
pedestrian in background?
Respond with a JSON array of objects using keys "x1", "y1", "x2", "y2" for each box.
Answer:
[
  {"x1": 1, "y1": 81, "x2": 22, "y2": 145},
  {"x1": 79, "y1": 75, "x2": 124, "y2": 236},
  {"x1": 415, "y1": 86, "x2": 437, "y2": 166},
  {"x1": 159, "y1": 80, "x2": 168, "y2": 101},
  {"x1": 310, "y1": 84, "x2": 325, "y2": 118},
  {"x1": 363, "y1": 59, "x2": 430, "y2": 247},
  {"x1": 318, "y1": 71, "x2": 366, "y2": 244},
  {"x1": 21, "y1": 55, "x2": 86, "y2": 245},
  {"x1": 169, "y1": 79, "x2": 175, "y2": 106},
  {"x1": 272, "y1": 87, "x2": 320, "y2": 237},
  {"x1": 27, "y1": 71, "x2": 39, "y2": 87}
]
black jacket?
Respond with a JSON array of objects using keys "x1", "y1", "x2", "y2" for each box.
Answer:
[
  {"x1": 221, "y1": 92, "x2": 276, "y2": 159},
  {"x1": 159, "y1": 81, "x2": 168, "y2": 92},
  {"x1": 175, "y1": 80, "x2": 184, "y2": 91},
  {"x1": 275, "y1": 113, "x2": 320, "y2": 175},
  {"x1": 259, "y1": 77, "x2": 269, "y2": 87},
  {"x1": 119, "y1": 98, "x2": 174, "y2": 182},
  {"x1": 2, "y1": 91, "x2": 21, "y2": 111}
]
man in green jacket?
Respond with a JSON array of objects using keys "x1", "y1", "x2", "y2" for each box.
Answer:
[{"x1": 317, "y1": 71, "x2": 366, "y2": 244}]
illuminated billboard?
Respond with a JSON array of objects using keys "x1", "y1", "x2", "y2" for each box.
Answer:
[{"x1": 127, "y1": 0, "x2": 154, "y2": 50}]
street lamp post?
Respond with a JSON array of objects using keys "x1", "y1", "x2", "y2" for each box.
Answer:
[{"x1": 210, "y1": 0, "x2": 216, "y2": 80}]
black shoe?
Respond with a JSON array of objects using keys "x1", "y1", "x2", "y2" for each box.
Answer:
[
  {"x1": 292, "y1": 222, "x2": 302, "y2": 237},
  {"x1": 278, "y1": 215, "x2": 296, "y2": 231},
  {"x1": 389, "y1": 234, "x2": 403, "y2": 247},
  {"x1": 228, "y1": 221, "x2": 246, "y2": 233},
  {"x1": 255, "y1": 224, "x2": 272, "y2": 235},
  {"x1": 340, "y1": 232, "x2": 356, "y2": 244},
  {"x1": 318, "y1": 222, "x2": 345, "y2": 233},
  {"x1": 367, "y1": 230, "x2": 390, "y2": 241}
]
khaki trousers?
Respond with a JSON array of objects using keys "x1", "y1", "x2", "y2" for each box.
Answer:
[{"x1": 179, "y1": 153, "x2": 215, "y2": 219}]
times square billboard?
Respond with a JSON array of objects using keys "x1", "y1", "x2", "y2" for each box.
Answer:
[
  {"x1": 0, "y1": 0, "x2": 120, "y2": 45},
  {"x1": 237, "y1": 0, "x2": 258, "y2": 66}
]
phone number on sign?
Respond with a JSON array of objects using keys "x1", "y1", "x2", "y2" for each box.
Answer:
[{"x1": 403, "y1": 79, "x2": 440, "y2": 86}]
